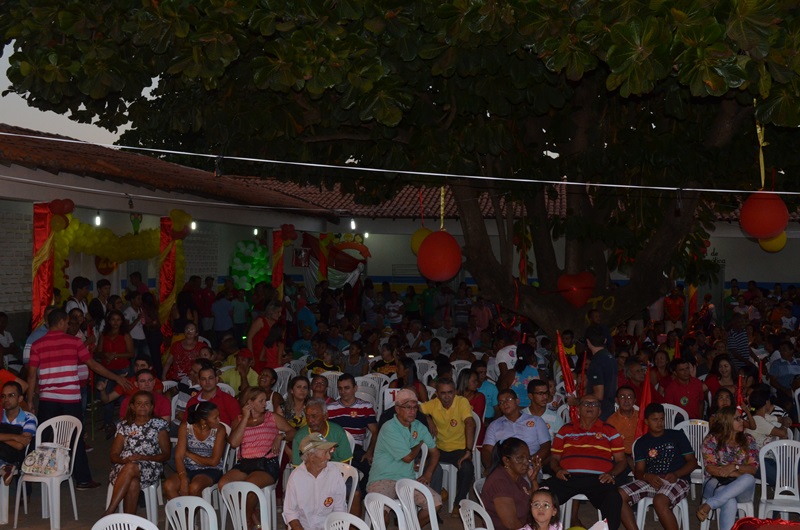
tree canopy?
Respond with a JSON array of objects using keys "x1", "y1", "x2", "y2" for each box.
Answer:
[{"x1": 4, "y1": 0, "x2": 800, "y2": 334}]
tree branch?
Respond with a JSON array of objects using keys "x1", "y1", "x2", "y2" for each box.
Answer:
[{"x1": 527, "y1": 190, "x2": 559, "y2": 290}]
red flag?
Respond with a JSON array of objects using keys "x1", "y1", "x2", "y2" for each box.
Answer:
[
  {"x1": 636, "y1": 365, "x2": 653, "y2": 438},
  {"x1": 758, "y1": 360, "x2": 763, "y2": 383},
  {"x1": 736, "y1": 373, "x2": 744, "y2": 410},
  {"x1": 674, "y1": 339, "x2": 681, "y2": 360},
  {"x1": 557, "y1": 331, "x2": 579, "y2": 424}
]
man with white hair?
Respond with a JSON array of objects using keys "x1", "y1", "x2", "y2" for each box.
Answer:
[
  {"x1": 368, "y1": 388, "x2": 442, "y2": 527},
  {"x1": 283, "y1": 433, "x2": 347, "y2": 530}
]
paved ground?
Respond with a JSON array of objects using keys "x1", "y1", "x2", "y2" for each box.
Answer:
[{"x1": 8, "y1": 421, "x2": 736, "y2": 530}]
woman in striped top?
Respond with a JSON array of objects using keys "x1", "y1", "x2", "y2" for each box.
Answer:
[{"x1": 218, "y1": 387, "x2": 296, "y2": 528}]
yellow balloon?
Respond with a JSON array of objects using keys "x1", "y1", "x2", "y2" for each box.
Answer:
[
  {"x1": 410, "y1": 226, "x2": 432, "y2": 255},
  {"x1": 759, "y1": 231, "x2": 787, "y2": 252}
]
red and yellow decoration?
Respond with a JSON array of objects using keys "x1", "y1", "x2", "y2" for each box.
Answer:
[{"x1": 272, "y1": 224, "x2": 299, "y2": 299}]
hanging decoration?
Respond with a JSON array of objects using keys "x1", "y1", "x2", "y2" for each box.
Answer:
[
  {"x1": 557, "y1": 271, "x2": 596, "y2": 308},
  {"x1": 513, "y1": 216, "x2": 532, "y2": 285},
  {"x1": 758, "y1": 231, "x2": 787, "y2": 253},
  {"x1": 230, "y1": 240, "x2": 271, "y2": 290},
  {"x1": 130, "y1": 212, "x2": 143, "y2": 235},
  {"x1": 157, "y1": 210, "x2": 192, "y2": 328},
  {"x1": 416, "y1": 186, "x2": 462, "y2": 281},
  {"x1": 739, "y1": 108, "x2": 789, "y2": 250},
  {"x1": 318, "y1": 232, "x2": 332, "y2": 280},
  {"x1": 31, "y1": 203, "x2": 56, "y2": 328},
  {"x1": 410, "y1": 189, "x2": 432, "y2": 255},
  {"x1": 556, "y1": 331, "x2": 578, "y2": 424}
]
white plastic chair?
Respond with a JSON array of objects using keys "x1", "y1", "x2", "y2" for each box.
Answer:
[
  {"x1": 396, "y1": 478, "x2": 440, "y2": 530},
  {"x1": 758, "y1": 439, "x2": 800, "y2": 519},
  {"x1": 557, "y1": 404, "x2": 570, "y2": 424},
  {"x1": 325, "y1": 512, "x2": 370, "y2": 530},
  {"x1": 440, "y1": 411, "x2": 480, "y2": 512},
  {"x1": 425, "y1": 386, "x2": 436, "y2": 400},
  {"x1": 355, "y1": 391, "x2": 377, "y2": 409},
  {"x1": 345, "y1": 431, "x2": 356, "y2": 456},
  {"x1": 162, "y1": 380, "x2": 178, "y2": 393},
  {"x1": 364, "y1": 492, "x2": 408, "y2": 530},
  {"x1": 459, "y1": 499, "x2": 494, "y2": 530},
  {"x1": 91, "y1": 513, "x2": 159, "y2": 530},
  {"x1": 421, "y1": 368, "x2": 438, "y2": 386},
  {"x1": 289, "y1": 357, "x2": 308, "y2": 375},
  {"x1": 661, "y1": 403, "x2": 689, "y2": 429},
  {"x1": 676, "y1": 419, "x2": 709, "y2": 500},
  {"x1": 201, "y1": 424, "x2": 233, "y2": 530},
  {"x1": 364, "y1": 373, "x2": 392, "y2": 389},
  {"x1": 406, "y1": 352, "x2": 422, "y2": 361},
  {"x1": 14, "y1": 415, "x2": 82, "y2": 530},
  {"x1": 218, "y1": 366, "x2": 234, "y2": 373},
  {"x1": 330, "y1": 461, "x2": 359, "y2": 511},
  {"x1": 170, "y1": 394, "x2": 181, "y2": 422},
  {"x1": 414, "y1": 444, "x2": 429, "y2": 480},
  {"x1": 383, "y1": 388, "x2": 399, "y2": 411},
  {"x1": 104, "y1": 481, "x2": 163, "y2": 523},
  {"x1": 322, "y1": 371, "x2": 344, "y2": 399},
  {"x1": 165, "y1": 496, "x2": 218, "y2": 530},
  {"x1": 220, "y1": 482, "x2": 270, "y2": 530},
  {"x1": 561, "y1": 494, "x2": 601, "y2": 528},
  {"x1": 414, "y1": 360, "x2": 435, "y2": 379},
  {"x1": 263, "y1": 439, "x2": 286, "y2": 530},
  {"x1": 273, "y1": 367, "x2": 295, "y2": 396},
  {"x1": 217, "y1": 383, "x2": 236, "y2": 396},
  {"x1": 473, "y1": 478, "x2": 485, "y2": 509},
  {"x1": 451, "y1": 360, "x2": 472, "y2": 382}
]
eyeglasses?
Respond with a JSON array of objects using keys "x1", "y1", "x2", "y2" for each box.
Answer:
[
  {"x1": 499, "y1": 397, "x2": 517, "y2": 404},
  {"x1": 532, "y1": 501, "x2": 552, "y2": 510},
  {"x1": 580, "y1": 402, "x2": 601, "y2": 408}
]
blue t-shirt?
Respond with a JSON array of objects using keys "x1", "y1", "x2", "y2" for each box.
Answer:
[
  {"x1": 479, "y1": 380, "x2": 499, "y2": 419},
  {"x1": 211, "y1": 298, "x2": 233, "y2": 330},
  {"x1": 633, "y1": 429, "x2": 694, "y2": 477},
  {"x1": 587, "y1": 349, "x2": 617, "y2": 420}
]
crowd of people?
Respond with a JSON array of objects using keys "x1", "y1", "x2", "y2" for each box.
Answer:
[{"x1": 5, "y1": 273, "x2": 800, "y2": 530}]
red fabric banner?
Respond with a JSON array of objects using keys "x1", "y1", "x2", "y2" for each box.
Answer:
[
  {"x1": 636, "y1": 365, "x2": 653, "y2": 438},
  {"x1": 31, "y1": 203, "x2": 53, "y2": 328},
  {"x1": 674, "y1": 340, "x2": 681, "y2": 360}
]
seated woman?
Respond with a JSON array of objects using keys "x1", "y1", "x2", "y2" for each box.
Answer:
[
  {"x1": 164, "y1": 402, "x2": 227, "y2": 499},
  {"x1": 104, "y1": 391, "x2": 171, "y2": 515},
  {"x1": 696, "y1": 406, "x2": 758, "y2": 530},
  {"x1": 389, "y1": 356, "x2": 428, "y2": 402},
  {"x1": 481, "y1": 436, "x2": 542, "y2": 530},
  {"x1": 218, "y1": 387, "x2": 296, "y2": 528},
  {"x1": 257, "y1": 367, "x2": 285, "y2": 413}
]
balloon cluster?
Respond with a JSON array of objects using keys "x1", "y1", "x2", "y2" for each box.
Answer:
[
  {"x1": 231, "y1": 240, "x2": 271, "y2": 290},
  {"x1": 280, "y1": 223, "x2": 298, "y2": 243},
  {"x1": 169, "y1": 209, "x2": 193, "y2": 240},
  {"x1": 739, "y1": 192, "x2": 789, "y2": 252},
  {"x1": 48, "y1": 199, "x2": 75, "y2": 231}
]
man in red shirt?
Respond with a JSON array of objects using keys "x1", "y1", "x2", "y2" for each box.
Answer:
[
  {"x1": 184, "y1": 359, "x2": 240, "y2": 426},
  {"x1": 541, "y1": 394, "x2": 626, "y2": 530},
  {"x1": 117, "y1": 369, "x2": 171, "y2": 421},
  {"x1": 662, "y1": 358, "x2": 708, "y2": 419},
  {"x1": 196, "y1": 276, "x2": 217, "y2": 336},
  {"x1": 27, "y1": 309, "x2": 133, "y2": 489}
]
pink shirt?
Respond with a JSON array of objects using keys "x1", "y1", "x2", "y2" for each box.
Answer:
[{"x1": 29, "y1": 330, "x2": 91, "y2": 403}]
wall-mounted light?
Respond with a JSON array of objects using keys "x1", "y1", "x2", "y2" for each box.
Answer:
[
  {"x1": 350, "y1": 218, "x2": 356, "y2": 230},
  {"x1": 253, "y1": 228, "x2": 259, "y2": 236},
  {"x1": 190, "y1": 221, "x2": 197, "y2": 230},
  {"x1": 364, "y1": 232, "x2": 369, "y2": 238},
  {"x1": 94, "y1": 211, "x2": 101, "y2": 226}
]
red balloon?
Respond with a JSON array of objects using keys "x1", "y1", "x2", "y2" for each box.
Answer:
[
  {"x1": 63, "y1": 199, "x2": 75, "y2": 213},
  {"x1": 417, "y1": 231, "x2": 462, "y2": 281},
  {"x1": 557, "y1": 272, "x2": 596, "y2": 308},
  {"x1": 49, "y1": 199, "x2": 65, "y2": 215},
  {"x1": 739, "y1": 192, "x2": 788, "y2": 239}
]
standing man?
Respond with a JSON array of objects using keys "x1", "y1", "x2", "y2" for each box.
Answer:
[
  {"x1": 27, "y1": 309, "x2": 132, "y2": 489},
  {"x1": 664, "y1": 286, "x2": 686, "y2": 332},
  {"x1": 0, "y1": 382, "x2": 37, "y2": 484},
  {"x1": 619, "y1": 403, "x2": 697, "y2": 530},
  {"x1": 541, "y1": 394, "x2": 626, "y2": 530},
  {"x1": 421, "y1": 377, "x2": 475, "y2": 513},
  {"x1": 197, "y1": 276, "x2": 217, "y2": 338},
  {"x1": 586, "y1": 326, "x2": 617, "y2": 420},
  {"x1": 65, "y1": 277, "x2": 90, "y2": 316}
]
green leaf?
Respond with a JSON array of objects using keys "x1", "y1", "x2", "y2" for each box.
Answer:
[{"x1": 757, "y1": 81, "x2": 800, "y2": 126}]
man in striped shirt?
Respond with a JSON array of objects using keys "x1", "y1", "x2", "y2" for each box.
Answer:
[
  {"x1": 26, "y1": 309, "x2": 132, "y2": 490},
  {"x1": 541, "y1": 394, "x2": 626, "y2": 530}
]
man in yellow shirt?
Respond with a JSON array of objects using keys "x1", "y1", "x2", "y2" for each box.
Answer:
[
  {"x1": 220, "y1": 348, "x2": 258, "y2": 396},
  {"x1": 420, "y1": 377, "x2": 475, "y2": 514}
]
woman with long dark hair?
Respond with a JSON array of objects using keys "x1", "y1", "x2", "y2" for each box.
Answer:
[{"x1": 480, "y1": 437, "x2": 541, "y2": 530}]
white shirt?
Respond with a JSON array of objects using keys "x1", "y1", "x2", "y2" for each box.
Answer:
[
  {"x1": 495, "y1": 345, "x2": 517, "y2": 370},
  {"x1": 283, "y1": 462, "x2": 347, "y2": 529},
  {"x1": 0, "y1": 331, "x2": 14, "y2": 348},
  {"x1": 124, "y1": 306, "x2": 145, "y2": 340}
]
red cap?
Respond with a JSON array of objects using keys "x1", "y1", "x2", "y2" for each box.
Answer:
[{"x1": 237, "y1": 348, "x2": 254, "y2": 359}]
